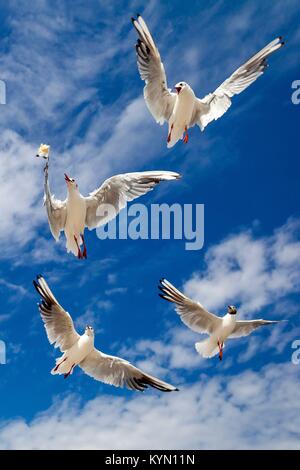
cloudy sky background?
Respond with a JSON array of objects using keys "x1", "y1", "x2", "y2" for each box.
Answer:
[{"x1": 0, "y1": 0, "x2": 300, "y2": 449}]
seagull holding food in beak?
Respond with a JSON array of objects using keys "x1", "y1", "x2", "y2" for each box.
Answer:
[
  {"x1": 36, "y1": 146, "x2": 180, "y2": 259},
  {"x1": 33, "y1": 275, "x2": 178, "y2": 392},
  {"x1": 158, "y1": 279, "x2": 282, "y2": 361},
  {"x1": 132, "y1": 15, "x2": 284, "y2": 149}
]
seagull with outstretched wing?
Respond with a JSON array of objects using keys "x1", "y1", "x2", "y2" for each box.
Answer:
[
  {"x1": 158, "y1": 279, "x2": 282, "y2": 360},
  {"x1": 33, "y1": 275, "x2": 178, "y2": 392},
  {"x1": 37, "y1": 147, "x2": 180, "y2": 259},
  {"x1": 132, "y1": 15, "x2": 284, "y2": 148}
]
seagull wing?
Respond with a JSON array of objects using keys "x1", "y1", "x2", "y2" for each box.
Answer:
[
  {"x1": 158, "y1": 278, "x2": 222, "y2": 335},
  {"x1": 132, "y1": 15, "x2": 176, "y2": 124},
  {"x1": 44, "y1": 166, "x2": 66, "y2": 240},
  {"x1": 79, "y1": 349, "x2": 178, "y2": 392},
  {"x1": 230, "y1": 319, "x2": 281, "y2": 338},
  {"x1": 191, "y1": 37, "x2": 284, "y2": 130},
  {"x1": 85, "y1": 171, "x2": 180, "y2": 229},
  {"x1": 33, "y1": 275, "x2": 80, "y2": 352}
]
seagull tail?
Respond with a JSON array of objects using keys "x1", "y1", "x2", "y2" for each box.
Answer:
[
  {"x1": 51, "y1": 355, "x2": 69, "y2": 375},
  {"x1": 195, "y1": 339, "x2": 220, "y2": 358},
  {"x1": 167, "y1": 123, "x2": 184, "y2": 149},
  {"x1": 65, "y1": 233, "x2": 83, "y2": 256}
]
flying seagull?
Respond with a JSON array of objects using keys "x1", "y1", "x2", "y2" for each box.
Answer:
[
  {"x1": 132, "y1": 15, "x2": 284, "y2": 148},
  {"x1": 158, "y1": 279, "x2": 281, "y2": 360},
  {"x1": 37, "y1": 148, "x2": 180, "y2": 258},
  {"x1": 33, "y1": 275, "x2": 178, "y2": 392}
]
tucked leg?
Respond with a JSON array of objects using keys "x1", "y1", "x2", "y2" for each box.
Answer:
[
  {"x1": 183, "y1": 126, "x2": 189, "y2": 144},
  {"x1": 217, "y1": 341, "x2": 223, "y2": 361},
  {"x1": 167, "y1": 124, "x2": 174, "y2": 144},
  {"x1": 64, "y1": 363, "x2": 75, "y2": 379},
  {"x1": 54, "y1": 357, "x2": 67, "y2": 372},
  {"x1": 74, "y1": 235, "x2": 83, "y2": 259},
  {"x1": 81, "y1": 234, "x2": 87, "y2": 259}
]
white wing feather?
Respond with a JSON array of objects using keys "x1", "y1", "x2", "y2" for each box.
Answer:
[
  {"x1": 132, "y1": 15, "x2": 176, "y2": 124},
  {"x1": 159, "y1": 278, "x2": 222, "y2": 335},
  {"x1": 191, "y1": 37, "x2": 284, "y2": 130},
  {"x1": 230, "y1": 319, "x2": 281, "y2": 338},
  {"x1": 79, "y1": 349, "x2": 178, "y2": 392},
  {"x1": 33, "y1": 275, "x2": 80, "y2": 352},
  {"x1": 44, "y1": 166, "x2": 66, "y2": 240},
  {"x1": 85, "y1": 171, "x2": 180, "y2": 229}
]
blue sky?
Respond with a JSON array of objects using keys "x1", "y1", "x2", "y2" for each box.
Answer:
[{"x1": 0, "y1": 0, "x2": 300, "y2": 449}]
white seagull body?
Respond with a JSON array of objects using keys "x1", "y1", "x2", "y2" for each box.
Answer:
[
  {"x1": 132, "y1": 15, "x2": 284, "y2": 148},
  {"x1": 42, "y1": 165, "x2": 180, "y2": 258},
  {"x1": 33, "y1": 275, "x2": 178, "y2": 392},
  {"x1": 159, "y1": 279, "x2": 282, "y2": 360}
]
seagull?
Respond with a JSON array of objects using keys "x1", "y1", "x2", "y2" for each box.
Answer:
[
  {"x1": 132, "y1": 15, "x2": 284, "y2": 148},
  {"x1": 33, "y1": 275, "x2": 178, "y2": 392},
  {"x1": 158, "y1": 279, "x2": 282, "y2": 361},
  {"x1": 38, "y1": 152, "x2": 180, "y2": 259}
]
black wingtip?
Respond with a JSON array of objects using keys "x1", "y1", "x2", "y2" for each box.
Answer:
[
  {"x1": 174, "y1": 388, "x2": 180, "y2": 392},
  {"x1": 37, "y1": 274, "x2": 43, "y2": 280},
  {"x1": 131, "y1": 16, "x2": 135, "y2": 23},
  {"x1": 137, "y1": 13, "x2": 141, "y2": 18}
]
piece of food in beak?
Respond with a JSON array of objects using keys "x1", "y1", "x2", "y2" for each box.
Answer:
[{"x1": 37, "y1": 143, "x2": 50, "y2": 159}]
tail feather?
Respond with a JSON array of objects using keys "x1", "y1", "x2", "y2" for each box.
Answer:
[
  {"x1": 195, "y1": 339, "x2": 220, "y2": 358},
  {"x1": 65, "y1": 233, "x2": 82, "y2": 256},
  {"x1": 51, "y1": 355, "x2": 69, "y2": 375},
  {"x1": 167, "y1": 125, "x2": 184, "y2": 149}
]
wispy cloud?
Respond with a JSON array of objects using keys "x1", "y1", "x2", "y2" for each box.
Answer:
[
  {"x1": 1, "y1": 361, "x2": 299, "y2": 449},
  {"x1": 183, "y1": 218, "x2": 300, "y2": 316}
]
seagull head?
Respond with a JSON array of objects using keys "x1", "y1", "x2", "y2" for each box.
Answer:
[
  {"x1": 85, "y1": 325, "x2": 94, "y2": 337},
  {"x1": 174, "y1": 81, "x2": 188, "y2": 94},
  {"x1": 228, "y1": 305, "x2": 237, "y2": 315},
  {"x1": 64, "y1": 173, "x2": 78, "y2": 190}
]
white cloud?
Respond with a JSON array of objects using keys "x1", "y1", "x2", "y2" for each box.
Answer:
[
  {"x1": 184, "y1": 218, "x2": 300, "y2": 317},
  {"x1": 1, "y1": 361, "x2": 299, "y2": 449},
  {"x1": 0, "y1": 130, "x2": 44, "y2": 250},
  {"x1": 105, "y1": 287, "x2": 127, "y2": 296},
  {"x1": 121, "y1": 327, "x2": 205, "y2": 378}
]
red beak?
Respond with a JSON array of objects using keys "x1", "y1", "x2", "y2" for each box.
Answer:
[
  {"x1": 64, "y1": 173, "x2": 71, "y2": 182},
  {"x1": 175, "y1": 86, "x2": 182, "y2": 94}
]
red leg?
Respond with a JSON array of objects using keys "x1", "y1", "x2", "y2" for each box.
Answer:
[
  {"x1": 167, "y1": 124, "x2": 174, "y2": 144},
  {"x1": 74, "y1": 235, "x2": 83, "y2": 259},
  {"x1": 81, "y1": 234, "x2": 87, "y2": 259},
  {"x1": 217, "y1": 341, "x2": 223, "y2": 361},
  {"x1": 64, "y1": 363, "x2": 75, "y2": 379},
  {"x1": 54, "y1": 357, "x2": 67, "y2": 372},
  {"x1": 183, "y1": 126, "x2": 189, "y2": 144}
]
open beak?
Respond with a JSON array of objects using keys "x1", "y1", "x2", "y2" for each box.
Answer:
[
  {"x1": 64, "y1": 173, "x2": 71, "y2": 182},
  {"x1": 173, "y1": 86, "x2": 182, "y2": 94}
]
